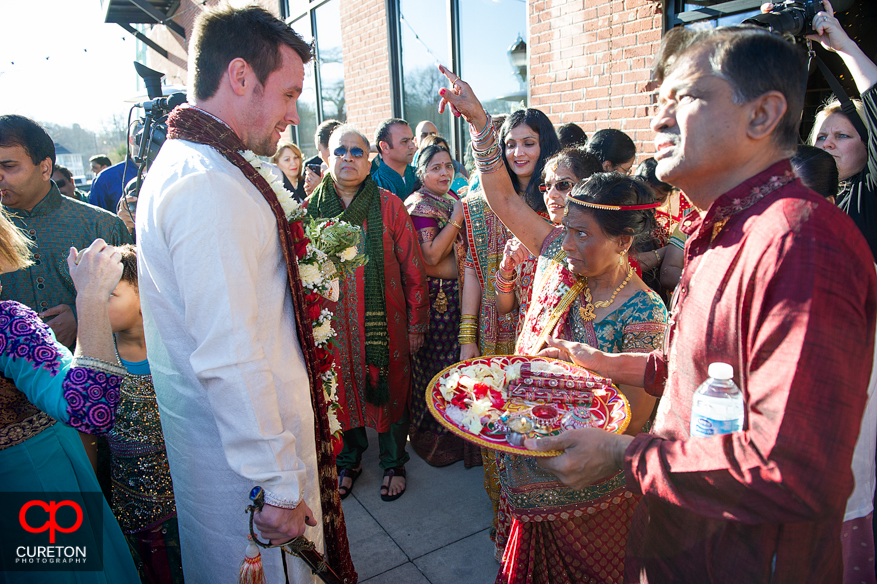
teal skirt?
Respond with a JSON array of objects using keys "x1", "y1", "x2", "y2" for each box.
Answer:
[{"x1": 0, "y1": 422, "x2": 140, "y2": 583}]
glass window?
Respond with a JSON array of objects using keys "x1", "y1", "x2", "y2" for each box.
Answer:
[
  {"x1": 671, "y1": 0, "x2": 762, "y2": 28},
  {"x1": 458, "y1": 0, "x2": 528, "y2": 159},
  {"x1": 399, "y1": 0, "x2": 451, "y2": 142},
  {"x1": 684, "y1": 9, "x2": 761, "y2": 29},
  {"x1": 291, "y1": 15, "x2": 318, "y2": 159},
  {"x1": 314, "y1": 0, "x2": 346, "y2": 122},
  {"x1": 459, "y1": 0, "x2": 528, "y2": 117}
]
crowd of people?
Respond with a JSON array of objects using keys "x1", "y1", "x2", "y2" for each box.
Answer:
[{"x1": 1, "y1": 1, "x2": 877, "y2": 583}]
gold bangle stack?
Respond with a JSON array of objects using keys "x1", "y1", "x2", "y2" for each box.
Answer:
[{"x1": 458, "y1": 314, "x2": 478, "y2": 345}]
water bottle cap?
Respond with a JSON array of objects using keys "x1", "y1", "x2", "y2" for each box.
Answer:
[{"x1": 708, "y1": 362, "x2": 734, "y2": 380}]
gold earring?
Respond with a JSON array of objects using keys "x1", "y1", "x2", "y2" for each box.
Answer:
[{"x1": 619, "y1": 250, "x2": 626, "y2": 266}]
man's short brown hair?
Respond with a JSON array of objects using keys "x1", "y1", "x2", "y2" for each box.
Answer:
[
  {"x1": 653, "y1": 26, "x2": 808, "y2": 151},
  {"x1": 189, "y1": 5, "x2": 313, "y2": 101}
]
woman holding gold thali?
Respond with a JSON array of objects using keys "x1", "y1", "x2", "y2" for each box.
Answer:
[{"x1": 436, "y1": 66, "x2": 668, "y2": 584}]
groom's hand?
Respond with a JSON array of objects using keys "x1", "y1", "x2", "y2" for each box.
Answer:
[{"x1": 254, "y1": 500, "x2": 318, "y2": 544}]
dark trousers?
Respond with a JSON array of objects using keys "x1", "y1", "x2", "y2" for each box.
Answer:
[{"x1": 336, "y1": 410, "x2": 411, "y2": 471}]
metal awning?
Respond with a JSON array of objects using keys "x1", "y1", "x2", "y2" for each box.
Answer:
[{"x1": 101, "y1": 0, "x2": 185, "y2": 58}]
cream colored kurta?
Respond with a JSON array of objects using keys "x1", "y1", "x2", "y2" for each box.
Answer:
[{"x1": 136, "y1": 139, "x2": 322, "y2": 583}]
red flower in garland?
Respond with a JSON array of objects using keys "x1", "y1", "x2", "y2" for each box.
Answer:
[
  {"x1": 315, "y1": 347, "x2": 333, "y2": 373},
  {"x1": 332, "y1": 434, "x2": 344, "y2": 457},
  {"x1": 307, "y1": 303, "x2": 321, "y2": 321},
  {"x1": 293, "y1": 237, "x2": 309, "y2": 259},
  {"x1": 290, "y1": 220, "x2": 306, "y2": 242}
]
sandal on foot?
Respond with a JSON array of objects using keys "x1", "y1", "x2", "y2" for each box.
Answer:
[
  {"x1": 380, "y1": 466, "x2": 407, "y2": 502},
  {"x1": 337, "y1": 466, "x2": 362, "y2": 500}
]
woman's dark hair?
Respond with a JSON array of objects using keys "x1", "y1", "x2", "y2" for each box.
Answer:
[
  {"x1": 568, "y1": 173, "x2": 657, "y2": 245},
  {"x1": 633, "y1": 157, "x2": 672, "y2": 198},
  {"x1": 587, "y1": 129, "x2": 636, "y2": 167},
  {"x1": 499, "y1": 108, "x2": 560, "y2": 213},
  {"x1": 543, "y1": 147, "x2": 602, "y2": 183},
  {"x1": 420, "y1": 134, "x2": 450, "y2": 151},
  {"x1": 415, "y1": 144, "x2": 451, "y2": 180},
  {"x1": 557, "y1": 123, "x2": 588, "y2": 148},
  {"x1": 792, "y1": 145, "x2": 839, "y2": 201}
]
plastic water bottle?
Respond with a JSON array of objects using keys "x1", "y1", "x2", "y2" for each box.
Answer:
[{"x1": 689, "y1": 362, "x2": 745, "y2": 438}]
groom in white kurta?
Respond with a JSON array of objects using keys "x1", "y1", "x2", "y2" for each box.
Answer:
[{"x1": 135, "y1": 6, "x2": 326, "y2": 583}]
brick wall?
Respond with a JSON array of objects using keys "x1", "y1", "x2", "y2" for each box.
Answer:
[
  {"x1": 528, "y1": 0, "x2": 664, "y2": 160},
  {"x1": 145, "y1": 0, "x2": 279, "y2": 88},
  {"x1": 339, "y1": 0, "x2": 393, "y2": 142}
]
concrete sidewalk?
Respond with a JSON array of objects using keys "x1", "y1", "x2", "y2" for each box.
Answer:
[{"x1": 341, "y1": 428, "x2": 500, "y2": 583}]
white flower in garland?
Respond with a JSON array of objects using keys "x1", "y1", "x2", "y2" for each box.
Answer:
[
  {"x1": 240, "y1": 149, "x2": 303, "y2": 220},
  {"x1": 299, "y1": 263, "x2": 323, "y2": 289},
  {"x1": 328, "y1": 408, "x2": 342, "y2": 435},
  {"x1": 339, "y1": 246, "x2": 358, "y2": 262},
  {"x1": 239, "y1": 148, "x2": 343, "y2": 445},
  {"x1": 313, "y1": 320, "x2": 334, "y2": 345}
]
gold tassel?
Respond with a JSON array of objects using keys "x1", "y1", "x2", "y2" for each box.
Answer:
[
  {"x1": 238, "y1": 536, "x2": 267, "y2": 584},
  {"x1": 434, "y1": 279, "x2": 448, "y2": 314}
]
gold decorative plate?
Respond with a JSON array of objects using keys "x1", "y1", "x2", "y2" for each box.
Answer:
[{"x1": 426, "y1": 355, "x2": 630, "y2": 457}]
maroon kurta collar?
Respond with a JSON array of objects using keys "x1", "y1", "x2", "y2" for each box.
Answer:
[{"x1": 680, "y1": 160, "x2": 797, "y2": 241}]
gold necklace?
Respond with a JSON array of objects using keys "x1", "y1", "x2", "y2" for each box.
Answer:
[{"x1": 578, "y1": 263, "x2": 633, "y2": 322}]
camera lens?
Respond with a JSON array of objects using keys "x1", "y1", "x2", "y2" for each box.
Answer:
[{"x1": 743, "y1": 8, "x2": 807, "y2": 36}]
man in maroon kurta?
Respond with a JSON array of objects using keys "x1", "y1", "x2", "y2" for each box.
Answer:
[{"x1": 526, "y1": 26, "x2": 877, "y2": 583}]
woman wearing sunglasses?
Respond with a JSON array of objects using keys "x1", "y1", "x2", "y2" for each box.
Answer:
[
  {"x1": 437, "y1": 64, "x2": 668, "y2": 584},
  {"x1": 307, "y1": 126, "x2": 429, "y2": 503},
  {"x1": 458, "y1": 108, "x2": 559, "y2": 558},
  {"x1": 495, "y1": 147, "x2": 603, "y2": 328}
]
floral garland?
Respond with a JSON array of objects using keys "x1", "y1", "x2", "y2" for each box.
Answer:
[{"x1": 241, "y1": 150, "x2": 364, "y2": 454}]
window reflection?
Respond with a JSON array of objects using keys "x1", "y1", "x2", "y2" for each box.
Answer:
[
  {"x1": 458, "y1": 0, "x2": 528, "y2": 160},
  {"x1": 459, "y1": 0, "x2": 528, "y2": 115},
  {"x1": 399, "y1": 0, "x2": 451, "y2": 142},
  {"x1": 684, "y1": 8, "x2": 760, "y2": 29},
  {"x1": 315, "y1": 0, "x2": 346, "y2": 122},
  {"x1": 291, "y1": 15, "x2": 318, "y2": 159}
]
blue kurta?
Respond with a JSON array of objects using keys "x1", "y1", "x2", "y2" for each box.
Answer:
[
  {"x1": 371, "y1": 157, "x2": 417, "y2": 200},
  {"x1": 0, "y1": 301, "x2": 138, "y2": 582}
]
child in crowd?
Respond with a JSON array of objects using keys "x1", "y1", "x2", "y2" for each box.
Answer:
[{"x1": 106, "y1": 244, "x2": 184, "y2": 584}]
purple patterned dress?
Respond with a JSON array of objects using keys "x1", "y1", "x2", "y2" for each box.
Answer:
[
  {"x1": 404, "y1": 189, "x2": 482, "y2": 468},
  {"x1": 0, "y1": 301, "x2": 139, "y2": 583}
]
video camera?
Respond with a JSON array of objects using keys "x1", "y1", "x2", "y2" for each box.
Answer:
[
  {"x1": 742, "y1": 0, "x2": 855, "y2": 37},
  {"x1": 121, "y1": 62, "x2": 186, "y2": 240}
]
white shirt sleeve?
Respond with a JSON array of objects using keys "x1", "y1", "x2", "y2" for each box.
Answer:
[{"x1": 155, "y1": 169, "x2": 307, "y2": 507}]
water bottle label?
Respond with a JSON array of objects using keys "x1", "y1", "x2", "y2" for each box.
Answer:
[{"x1": 690, "y1": 414, "x2": 742, "y2": 437}]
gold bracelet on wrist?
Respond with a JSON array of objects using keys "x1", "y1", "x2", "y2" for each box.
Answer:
[{"x1": 448, "y1": 219, "x2": 463, "y2": 230}]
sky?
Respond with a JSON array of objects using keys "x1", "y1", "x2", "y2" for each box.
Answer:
[{"x1": 0, "y1": 0, "x2": 143, "y2": 132}]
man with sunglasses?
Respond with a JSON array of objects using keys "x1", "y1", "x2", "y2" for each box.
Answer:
[
  {"x1": 52, "y1": 164, "x2": 88, "y2": 202},
  {"x1": 309, "y1": 125, "x2": 428, "y2": 505}
]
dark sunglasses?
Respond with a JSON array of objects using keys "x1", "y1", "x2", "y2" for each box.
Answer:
[
  {"x1": 333, "y1": 146, "x2": 366, "y2": 159},
  {"x1": 54, "y1": 178, "x2": 68, "y2": 188},
  {"x1": 538, "y1": 180, "x2": 574, "y2": 194}
]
